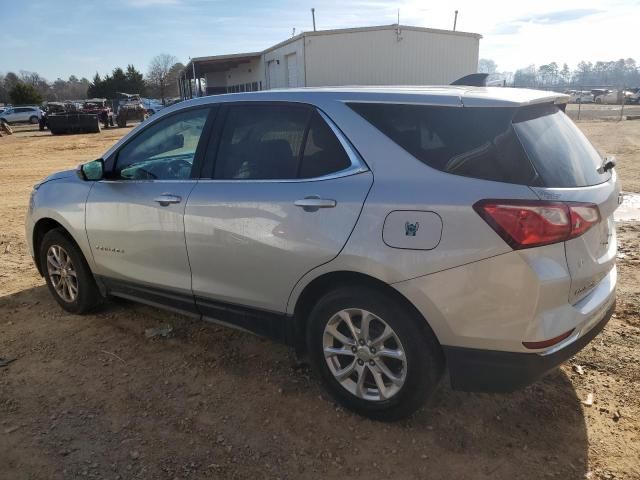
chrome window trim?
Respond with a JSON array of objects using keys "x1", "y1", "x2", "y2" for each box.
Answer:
[
  {"x1": 195, "y1": 169, "x2": 368, "y2": 184},
  {"x1": 98, "y1": 179, "x2": 199, "y2": 184}
]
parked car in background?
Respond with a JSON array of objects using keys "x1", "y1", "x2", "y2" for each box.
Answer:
[
  {"x1": 567, "y1": 90, "x2": 594, "y2": 104},
  {"x1": 593, "y1": 89, "x2": 622, "y2": 104},
  {"x1": 82, "y1": 99, "x2": 114, "y2": 128},
  {"x1": 26, "y1": 87, "x2": 619, "y2": 420},
  {"x1": 0, "y1": 106, "x2": 43, "y2": 124},
  {"x1": 623, "y1": 88, "x2": 640, "y2": 104},
  {"x1": 141, "y1": 98, "x2": 165, "y2": 115}
]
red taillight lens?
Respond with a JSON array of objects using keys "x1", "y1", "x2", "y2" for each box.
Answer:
[
  {"x1": 474, "y1": 200, "x2": 600, "y2": 250},
  {"x1": 522, "y1": 328, "x2": 575, "y2": 349}
]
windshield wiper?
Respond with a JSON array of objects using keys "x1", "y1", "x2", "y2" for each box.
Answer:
[{"x1": 597, "y1": 156, "x2": 616, "y2": 174}]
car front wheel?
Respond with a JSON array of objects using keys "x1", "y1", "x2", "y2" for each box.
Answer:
[
  {"x1": 307, "y1": 286, "x2": 443, "y2": 421},
  {"x1": 39, "y1": 229, "x2": 102, "y2": 314}
]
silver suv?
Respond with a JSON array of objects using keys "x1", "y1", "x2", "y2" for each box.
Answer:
[
  {"x1": 1, "y1": 106, "x2": 42, "y2": 124},
  {"x1": 26, "y1": 87, "x2": 619, "y2": 420}
]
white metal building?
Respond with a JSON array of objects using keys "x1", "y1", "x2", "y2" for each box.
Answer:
[{"x1": 179, "y1": 24, "x2": 481, "y2": 98}]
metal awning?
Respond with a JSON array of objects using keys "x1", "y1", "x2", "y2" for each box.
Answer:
[{"x1": 183, "y1": 52, "x2": 262, "y2": 78}]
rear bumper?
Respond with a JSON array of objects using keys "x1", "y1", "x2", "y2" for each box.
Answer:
[{"x1": 443, "y1": 300, "x2": 615, "y2": 392}]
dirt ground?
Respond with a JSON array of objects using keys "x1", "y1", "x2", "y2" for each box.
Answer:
[{"x1": 1, "y1": 118, "x2": 639, "y2": 480}]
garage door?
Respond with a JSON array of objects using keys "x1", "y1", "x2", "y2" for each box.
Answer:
[{"x1": 286, "y1": 53, "x2": 298, "y2": 87}]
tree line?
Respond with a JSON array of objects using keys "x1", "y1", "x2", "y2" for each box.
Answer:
[
  {"x1": 0, "y1": 54, "x2": 184, "y2": 106},
  {"x1": 480, "y1": 58, "x2": 640, "y2": 89}
]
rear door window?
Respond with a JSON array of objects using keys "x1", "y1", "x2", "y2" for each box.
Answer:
[
  {"x1": 213, "y1": 104, "x2": 353, "y2": 180},
  {"x1": 215, "y1": 104, "x2": 309, "y2": 180},
  {"x1": 348, "y1": 102, "x2": 609, "y2": 187}
]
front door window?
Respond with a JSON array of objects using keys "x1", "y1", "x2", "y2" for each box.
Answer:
[{"x1": 114, "y1": 108, "x2": 209, "y2": 180}]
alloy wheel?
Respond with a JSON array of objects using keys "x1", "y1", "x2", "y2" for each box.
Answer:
[
  {"x1": 323, "y1": 308, "x2": 407, "y2": 401},
  {"x1": 46, "y1": 245, "x2": 78, "y2": 303}
]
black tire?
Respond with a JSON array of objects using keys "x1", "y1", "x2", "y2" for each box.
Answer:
[
  {"x1": 307, "y1": 286, "x2": 444, "y2": 421},
  {"x1": 39, "y1": 229, "x2": 102, "y2": 314},
  {"x1": 29, "y1": 116, "x2": 39, "y2": 124}
]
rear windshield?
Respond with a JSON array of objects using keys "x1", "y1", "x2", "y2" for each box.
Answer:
[{"x1": 348, "y1": 102, "x2": 609, "y2": 187}]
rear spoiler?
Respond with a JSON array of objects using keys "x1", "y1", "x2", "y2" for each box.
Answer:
[{"x1": 450, "y1": 73, "x2": 489, "y2": 87}]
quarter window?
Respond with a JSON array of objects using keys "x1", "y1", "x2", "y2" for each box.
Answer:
[{"x1": 114, "y1": 108, "x2": 209, "y2": 180}]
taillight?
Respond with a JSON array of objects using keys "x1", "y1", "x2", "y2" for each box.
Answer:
[{"x1": 474, "y1": 200, "x2": 600, "y2": 250}]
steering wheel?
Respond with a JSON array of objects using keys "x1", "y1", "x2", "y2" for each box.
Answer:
[{"x1": 166, "y1": 158, "x2": 192, "y2": 179}]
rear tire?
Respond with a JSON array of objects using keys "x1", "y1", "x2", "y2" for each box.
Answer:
[
  {"x1": 29, "y1": 116, "x2": 39, "y2": 124},
  {"x1": 307, "y1": 286, "x2": 443, "y2": 421},
  {"x1": 39, "y1": 229, "x2": 102, "y2": 314}
]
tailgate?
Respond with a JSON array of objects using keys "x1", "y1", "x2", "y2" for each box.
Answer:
[{"x1": 531, "y1": 172, "x2": 621, "y2": 304}]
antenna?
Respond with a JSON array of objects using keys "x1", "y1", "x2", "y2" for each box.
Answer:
[
  {"x1": 292, "y1": 27, "x2": 296, "y2": 36},
  {"x1": 395, "y1": 9, "x2": 403, "y2": 41},
  {"x1": 453, "y1": 10, "x2": 458, "y2": 31},
  {"x1": 311, "y1": 8, "x2": 316, "y2": 31}
]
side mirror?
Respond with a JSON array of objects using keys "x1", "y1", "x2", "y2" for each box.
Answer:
[{"x1": 77, "y1": 159, "x2": 104, "y2": 181}]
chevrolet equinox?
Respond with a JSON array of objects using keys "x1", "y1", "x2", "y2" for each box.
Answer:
[{"x1": 26, "y1": 87, "x2": 619, "y2": 420}]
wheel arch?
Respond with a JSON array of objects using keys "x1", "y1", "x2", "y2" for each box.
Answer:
[
  {"x1": 291, "y1": 270, "x2": 443, "y2": 357},
  {"x1": 32, "y1": 218, "x2": 86, "y2": 276}
]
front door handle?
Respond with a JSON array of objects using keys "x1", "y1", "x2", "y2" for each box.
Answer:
[
  {"x1": 294, "y1": 196, "x2": 337, "y2": 212},
  {"x1": 154, "y1": 193, "x2": 182, "y2": 206}
]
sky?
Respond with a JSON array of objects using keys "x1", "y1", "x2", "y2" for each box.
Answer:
[{"x1": 0, "y1": 0, "x2": 638, "y2": 81}]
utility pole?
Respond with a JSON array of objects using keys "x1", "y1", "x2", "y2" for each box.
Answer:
[
  {"x1": 453, "y1": 10, "x2": 458, "y2": 31},
  {"x1": 311, "y1": 8, "x2": 316, "y2": 31}
]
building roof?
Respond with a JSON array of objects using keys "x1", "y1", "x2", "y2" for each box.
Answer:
[{"x1": 182, "y1": 24, "x2": 482, "y2": 78}]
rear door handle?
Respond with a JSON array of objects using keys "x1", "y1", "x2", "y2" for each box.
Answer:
[
  {"x1": 294, "y1": 197, "x2": 337, "y2": 212},
  {"x1": 154, "y1": 193, "x2": 182, "y2": 206}
]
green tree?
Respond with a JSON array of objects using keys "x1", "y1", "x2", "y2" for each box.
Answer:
[
  {"x1": 560, "y1": 63, "x2": 571, "y2": 85},
  {"x1": 9, "y1": 82, "x2": 43, "y2": 105},
  {"x1": 87, "y1": 73, "x2": 103, "y2": 98},
  {"x1": 125, "y1": 65, "x2": 146, "y2": 95},
  {"x1": 3, "y1": 72, "x2": 20, "y2": 93},
  {"x1": 0, "y1": 74, "x2": 8, "y2": 104}
]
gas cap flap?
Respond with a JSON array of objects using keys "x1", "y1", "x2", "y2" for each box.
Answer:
[{"x1": 382, "y1": 210, "x2": 443, "y2": 250}]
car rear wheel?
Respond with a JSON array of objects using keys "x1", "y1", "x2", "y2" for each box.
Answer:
[
  {"x1": 29, "y1": 116, "x2": 39, "y2": 124},
  {"x1": 307, "y1": 286, "x2": 443, "y2": 421},
  {"x1": 39, "y1": 229, "x2": 102, "y2": 314}
]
